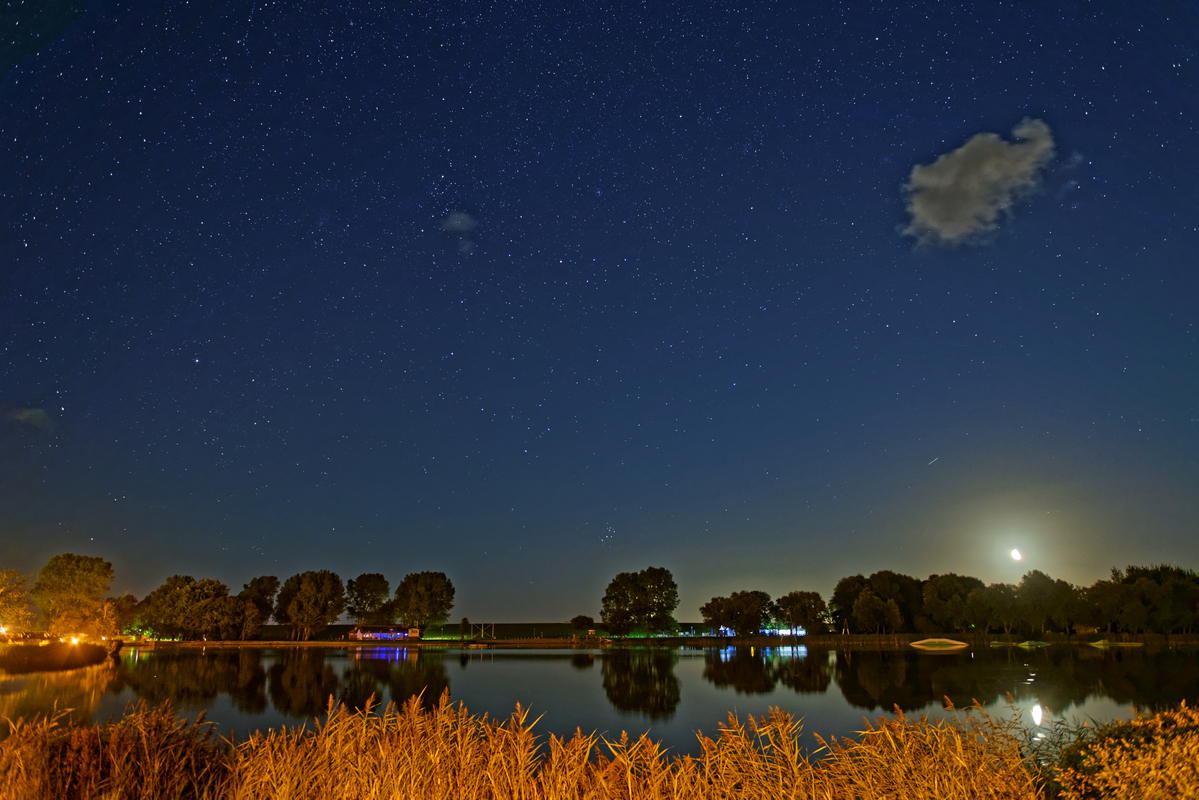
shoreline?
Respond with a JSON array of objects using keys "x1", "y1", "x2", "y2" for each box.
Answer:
[{"x1": 120, "y1": 630, "x2": 1199, "y2": 651}]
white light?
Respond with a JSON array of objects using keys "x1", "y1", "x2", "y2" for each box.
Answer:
[
  {"x1": 1011, "y1": 549, "x2": 1022, "y2": 561},
  {"x1": 1031, "y1": 704, "x2": 1043, "y2": 726}
]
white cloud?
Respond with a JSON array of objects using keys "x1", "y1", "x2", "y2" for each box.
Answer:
[{"x1": 903, "y1": 118, "x2": 1055, "y2": 246}]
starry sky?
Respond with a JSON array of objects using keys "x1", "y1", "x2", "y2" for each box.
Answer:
[{"x1": 2, "y1": 0, "x2": 1198, "y2": 621}]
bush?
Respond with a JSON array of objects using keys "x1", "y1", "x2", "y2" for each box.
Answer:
[{"x1": 1055, "y1": 702, "x2": 1199, "y2": 799}]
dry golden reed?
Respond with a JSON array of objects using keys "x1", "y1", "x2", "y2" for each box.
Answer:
[
  {"x1": 1055, "y1": 701, "x2": 1199, "y2": 800},
  {"x1": 0, "y1": 690, "x2": 1067, "y2": 800}
]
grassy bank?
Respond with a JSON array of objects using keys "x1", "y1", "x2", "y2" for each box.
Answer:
[{"x1": 4, "y1": 692, "x2": 1196, "y2": 799}]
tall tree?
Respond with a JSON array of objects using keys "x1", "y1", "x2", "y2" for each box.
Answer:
[
  {"x1": 923, "y1": 573, "x2": 984, "y2": 632},
  {"x1": 727, "y1": 591, "x2": 774, "y2": 636},
  {"x1": 279, "y1": 570, "x2": 346, "y2": 641},
  {"x1": 30, "y1": 553, "x2": 114, "y2": 636},
  {"x1": 107, "y1": 592, "x2": 140, "y2": 634},
  {"x1": 139, "y1": 575, "x2": 197, "y2": 639},
  {"x1": 392, "y1": 571, "x2": 455, "y2": 629},
  {"x1": 776, "y1": 590, "x2": 828, "y2": 635},
  {"x1": 1017, "y1": 570, "x2": 1057, "y2": 635},
  {"x1": 240, "y1": 576, "x2": 280, "y2": 624},
  {"x1": 963, "y1": 586, "x2": 996, "y2": 633},
  {"x1": 0, "y1": 569, "x2": 33, "y2": 633},
  {"x1": 346, "y1": 573, "x2": 391, "y2": 624},
  {"x1": 830, "y1": 574, "x2": 869, "y2": 634},
  {"x1": 638, "y1": 566, "x2": 680, "y2": 635},
  {"x1": 176, "y1": 579, "x2": 232, "y2": 639},
  {"x1": 853, "y1": 589, "x2": 889, "y2": 634},
  {"x1": 601, "y1": 566, "x2": 679, "y2": 637},
  {"x1": 699, "y1": 595, "x2": 732, "y2": 635},
  {"x1": 601, "y1": 572, "x2": 639, "y2": 635},
  {"x1": 985, "y1": 583, "x2": 1020, "y2": 634},
  {"x1": 701, "y1": 591, "x2": 774, "y2": 637},
  {"x1": 867, "y1": 571, "x2": 923, "y2": 632}
]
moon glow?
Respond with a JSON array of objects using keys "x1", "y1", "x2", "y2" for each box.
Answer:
[{"x1": 1011, "y1": 549, "x2": 1022, "y2": 561}]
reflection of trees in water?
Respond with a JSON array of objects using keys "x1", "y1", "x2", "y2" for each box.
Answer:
[
  {"x1": 114, "y1": 649, "x2": 268, "y2": 713},
  {"x1": 339, "y1": 649, "x2": 449, "y2": 713},
  {"x1": 775, "y1": 651, "x2": 832, "y2": 695},
  {"x1": 268, "y1": 649, "x2": 340, "y2": 717},
  {"x1": 703, "y1": 648, "x2": 775, "y2": 694},
  {"x1": 571, "y1": 654, "x2": 596, "y2": 671},
  {"x1": 1023, "y1": 646, "x2": 1199, "y2": 711},
  {"x1": 0, "y1": 663, "x2": 118, "y2": 731},
  {"x1": 602, "y1": 649, "x2": 680, "y2": 719},
  {"x1": 833, "y1": 651, "x2": 920, "y2": 710},
  {"x1": 828, "y1": 645, "x2": 1199, "y2": 713},
  {"x1": 702, "y1": 647, "x2": 832, "y2": 696}
]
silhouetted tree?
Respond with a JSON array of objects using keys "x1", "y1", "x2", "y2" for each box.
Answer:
[
  {"x1": 963, "y1": 586, "x2": 996, "y2": 633},
  {"x1": 346, "y1": 573, "x2": 391, "y2": 624},
  {"x1": 830, "y1": 574, "x2": 869, "y2": 634},
  {"x1": 923, "y1": 573, "x2": 984, "y2": 632},
  {"x1": 276, "y1": 570, "x2": 346, "y2": 641},
  {"x1": 867, "y1": 570, "x2": 924, "y2": 632},
  {"x1": 776, "y1": 590, "x2": 828, "y2": 635},
  {"x1": 699, "y1": 595, "x2": 732, "y2": 635},
  {"x1": 392, "y1": 571, "x2": 455, "y2": 629},
  {"x1": 1017, "y1": 570, "x2": 1057, "y2": 635},
  {"x1": 138, "y1": 575, "x2": 197, "y2": 639},
  {"x1": 240, "y1": 576, "x2": 280, "y2": 624},
  {"x1": 986, "y1": 583, "x2": 1019, "y2": 634},
  {"x1": 601, "y1": 566, "x2": 678, "y2": 637},
  {"x1": 853, "y1": 589, "x2": 890, "y2": 634}
]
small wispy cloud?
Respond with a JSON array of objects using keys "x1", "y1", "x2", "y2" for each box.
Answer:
[
  {"x1": 5, "y1": 407, "x2": 53, "y2": 430},
  {"x1": 903, "y1": 118, "x2": 1055, "y2": 247},
  {"x1": 441, "y1": 211, "x2": 478, "y2": 254}
]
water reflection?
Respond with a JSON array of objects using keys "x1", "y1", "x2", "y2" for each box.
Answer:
[
  {"x1": 268, "y1": 650, "x2": 340, "y2": 716},
  {"x1": 696, "y1": 645, "x2": 1199, "y2": 714},
  {"x1": 342, "y1": 648, "x2": 449, "y2": 712},
  {"x1": 0, "y1": 644, "x2": 1196, "y2": 745},
  {"x1": 701, "y1": 646, "x2": 833, "y2": 696},
  {"x1": 113, "y1": 648, "x2": 267, "y2": 713},
  {"x1": 601, "y1": 649, "x2": 679, "y2": 719},
  {"x1": 0, "y1": 662, "x2": 118, "y2": 728}
]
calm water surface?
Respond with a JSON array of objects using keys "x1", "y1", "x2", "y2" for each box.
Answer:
[{"x1": 3, "y1": 644, "x2": 1197, "y2": 754}]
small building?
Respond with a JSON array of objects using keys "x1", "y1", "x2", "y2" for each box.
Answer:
[{"x1": 349, "y1": 625, "x2": 421, "y2": 641}]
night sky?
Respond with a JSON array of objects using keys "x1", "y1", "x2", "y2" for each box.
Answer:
[{"x1": 3, "y1": 0, "x2": 1197, "y2": 622}]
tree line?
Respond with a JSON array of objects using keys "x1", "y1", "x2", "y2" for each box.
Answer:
[
  {"x1": 697, "y1": 565, "x2": 1199, "y2": 638},
  {"x1": 583, "y1": 563, "x2": 1199, "y2": 639},
  {"x1": 0, "y1": 554, "x2": 456, "y2": 642}
]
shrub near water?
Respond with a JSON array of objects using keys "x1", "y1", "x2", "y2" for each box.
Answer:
[
  {"x1": 0, "y1": 691, "x2": 1048, "y2": 800},
  {"x1": 1055, "y1": 702, "x2": 1199, "y2": 800}
]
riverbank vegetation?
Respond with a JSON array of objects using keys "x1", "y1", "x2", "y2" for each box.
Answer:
[
  {"x1": 2, "y1": 692, "x2": 1195, "y2": 799},
  {"x1": 3, "y1": 552, "x2": 1197, "y2": 645},
  {"x1": 0, "y1": 554, "x2": 457, "y2": 644},
  {"x1": 700, "y1": 564, "x2": 1199, "y2": 641}
]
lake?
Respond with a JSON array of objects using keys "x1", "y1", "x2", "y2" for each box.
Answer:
[{"x1": 3, "y1": 643, "x2": 1197, "y2": 754}]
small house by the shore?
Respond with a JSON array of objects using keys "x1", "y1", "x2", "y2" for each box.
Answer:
[{"x1": 349, "y1": 625, "x2": 421, "y2": 641}]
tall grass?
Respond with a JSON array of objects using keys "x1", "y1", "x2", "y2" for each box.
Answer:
[
  {"x1": 10, "y1": 689, "x2": 1185, "y2": 800},
  {"x1": 1053, "y1": 701, "x2": 1199, "y2": 800}
]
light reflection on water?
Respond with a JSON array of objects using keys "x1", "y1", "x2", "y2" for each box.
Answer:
[{"x1": 2, "y1": 644, "x2": 1195, "y2": 754}]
